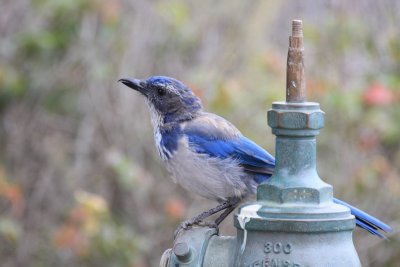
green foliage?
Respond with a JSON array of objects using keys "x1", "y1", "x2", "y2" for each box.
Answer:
[
  {"x1": 44, "y1": 87, "x2": 79, "y2": 115},
  {"x1": 0, "y1": 65, "x2": 27, "y2": 111},
  {"x1": 0, "y1": 218, "x2": 22, "y2": 244},
  {"x1": 22, "y1": 0, "x2": 87, "y2": 59},
  {"x1": 107, "y1": 151, "x2": 140, "y2": 189},
  {"x1": 83, "y1": 222, "x2": 142, "y2": 266}
]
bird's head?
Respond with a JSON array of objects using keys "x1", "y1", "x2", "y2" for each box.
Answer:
[{"x1": 119, "y1": 76, "x2": 202, "y2": 124}]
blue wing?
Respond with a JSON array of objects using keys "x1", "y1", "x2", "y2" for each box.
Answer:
[
  {"x1": 333, "y1": 198, "x2": 392, "y2": 239},
  {"x1": 183, "y1": 113, "x2": 275, "y2": 178}
]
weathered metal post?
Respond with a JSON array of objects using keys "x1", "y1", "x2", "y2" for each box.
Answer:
[
  {"x1": 160, "y1": 20, "x2": 361, "y2": 267},
  {"x1": 232, "y1": 19, "x2": 361, "y2": 266}
]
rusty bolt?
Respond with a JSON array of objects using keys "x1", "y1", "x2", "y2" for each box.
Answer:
[{"x1": 286, "y1": 19, "x2": 306, "y2": 103}]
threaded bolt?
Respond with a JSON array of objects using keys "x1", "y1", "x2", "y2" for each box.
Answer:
[
  {"x1": 286, "y1": 19, "x2": 306, "y2": 102},
  {"x1": 292, "y1": 20, "x2": 303, "y2": 37}
]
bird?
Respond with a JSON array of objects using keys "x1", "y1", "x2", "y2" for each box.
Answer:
[{"x1": 118, "y1": 75, "x2": 392, "y2": 239}]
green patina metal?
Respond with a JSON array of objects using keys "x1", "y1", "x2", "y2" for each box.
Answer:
[{"x1": 160, "y1": 20, "x2": 361, "y2": 267}]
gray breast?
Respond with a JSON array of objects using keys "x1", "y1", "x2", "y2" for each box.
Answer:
[{"x1": 165, "y1": 137, "x2": 257, "y2": 201}]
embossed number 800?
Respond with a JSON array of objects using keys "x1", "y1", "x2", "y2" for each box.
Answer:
[{"x1": 264, "y1": 242, "x2": 292, "y2": 254}]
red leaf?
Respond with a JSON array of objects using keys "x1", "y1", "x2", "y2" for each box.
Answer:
[
  {"x1": 164, "y1": 198, "x2": 186, "y2": 220},
  {"x1": 362, "y1": 83, "x2": 394, "y2": 106}
]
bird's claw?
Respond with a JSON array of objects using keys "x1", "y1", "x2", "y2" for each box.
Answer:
[
  {"x1": 197, "y1": 221, "x2": 219, "y2": 234},
  {"x1": 174, "y1": 220, "x2": 219, "y2": 239},
  {"x1": 174, "y1": 221, "x2": 193, "y2": 239}
]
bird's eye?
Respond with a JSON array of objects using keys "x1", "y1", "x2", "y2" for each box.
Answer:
[{"x1": 157, "y1": 88, "x2": 166, "y2": 96}]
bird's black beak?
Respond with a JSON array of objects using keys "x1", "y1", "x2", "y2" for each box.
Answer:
[{"x1": 118, "y1": 78, "x2": 148, "y2": 96}]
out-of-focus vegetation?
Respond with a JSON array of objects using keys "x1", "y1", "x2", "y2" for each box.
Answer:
[{"x1": 0, "y1": 0, "x2": 399, "y2": 266}]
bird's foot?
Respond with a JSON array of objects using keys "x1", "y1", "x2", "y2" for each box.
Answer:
[
  {"x1": 174, "y1": 220, "x2": 195, "y2": 239},
  {"x1": 197, "y1": 221, "x2": 219, "y2": 234},
  {"x1": 173, "y1": 198, "x2": 240, "y2": 239},
  {"x1": 174, "y1": 219, "x2": 219, "y2": 239}
]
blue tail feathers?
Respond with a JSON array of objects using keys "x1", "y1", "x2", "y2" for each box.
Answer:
[{"x1": 334, "y1": 198, "x2": 392, "y2": 239}]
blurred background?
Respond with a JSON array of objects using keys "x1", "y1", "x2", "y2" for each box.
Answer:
[{"x1": 0, "y1": 0, "x2": 399, "y2": 266}]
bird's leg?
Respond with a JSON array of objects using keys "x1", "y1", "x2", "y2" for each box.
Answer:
[
  {"x1": 177, "y1": 201, "x2": 232, "y2": 228},
  {"x1": 215, "y1": 203, "x2": 238, "y2": 225},
  {"x1": 204, "y1": 197, "x2": 241, "y2": 227},
  {"x1": 196, "y1": 206, "x2": 237, "y2": 235},
  {"x1": 174, "y1": 197, "x2": 240, "y2": 238}
]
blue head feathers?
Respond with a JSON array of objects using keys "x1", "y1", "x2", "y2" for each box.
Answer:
[{"x1": 119, "y1": 76, "x2": 202, "y2": 123}]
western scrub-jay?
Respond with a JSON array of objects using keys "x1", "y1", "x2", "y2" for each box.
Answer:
[{"x1": 119, "y1": 76, "x2": 392, "y2": 238}]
